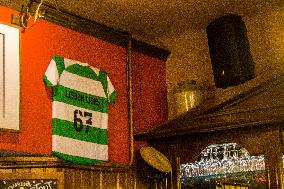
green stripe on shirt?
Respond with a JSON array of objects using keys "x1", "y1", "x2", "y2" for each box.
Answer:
[
  {"x1": 109, "y1": 91, "x2": 117, "y2": 103},
  {"x1": 43, "y1": 75, "x2": 53, "y2": 86},
  {"x1": 53, "y1": 56, "x2": 65, "y2": 76},
  {"x1": 66, "y1": 65, "x2": 110, "y2": 98},
  {"x1": 53, "y1": 85, "x2": 109, "y2": 113},
  {"x1": 52, "y1": 118, "x2": 108, "y2": 145},
  {"x1": 66, "y1": 64, "x2": 99, "y2": 80},
  {"x1": 52, "y1": 151, "x2": 104, "y2": 165}
]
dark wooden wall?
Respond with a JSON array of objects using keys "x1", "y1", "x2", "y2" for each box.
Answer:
[{"x1": 0, "y1": 157, "x2": 149, "y2": 189}]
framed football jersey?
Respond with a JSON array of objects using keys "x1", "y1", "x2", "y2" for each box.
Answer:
[{"x1": 43, "y1": 55, "x2": 117, "y2": 164}]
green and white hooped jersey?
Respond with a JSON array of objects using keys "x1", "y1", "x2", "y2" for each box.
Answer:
[{"x1": 43, "y1": 56, "x2": 117, "y2": 165}]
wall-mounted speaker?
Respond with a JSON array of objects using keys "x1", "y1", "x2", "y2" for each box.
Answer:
[{"x1": 206, "y1": 14, "x2": 254, "y2": 88}]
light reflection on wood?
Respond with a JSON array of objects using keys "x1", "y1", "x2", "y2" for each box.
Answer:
[
  {"x1": 99, "y1": 171, "x2": 103, "y2": 189},
  {"x1": 116, "y1": 172, "x2": 120, "y2": 189}
]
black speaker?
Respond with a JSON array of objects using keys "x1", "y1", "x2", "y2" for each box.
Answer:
[{"x1": 206, "y1": 14, "x2": 254, "y2": 88}]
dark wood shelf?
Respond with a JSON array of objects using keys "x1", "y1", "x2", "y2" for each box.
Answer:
[{"x1": 135, "y1": 74, "x2": 284, "y2": 140}]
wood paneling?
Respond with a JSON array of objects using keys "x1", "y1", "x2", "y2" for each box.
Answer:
[{"x1": 0, "y1": 156, "x2": 148, "y2": 189}]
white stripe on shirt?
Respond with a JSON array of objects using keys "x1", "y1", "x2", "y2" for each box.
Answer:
[
  {"x1": 52, "y1": 101, "x2": 108, "y2": 129},
  {"x1": 59, "y1": 71, "x2": 106, "y2": 98},
  {"x1": 52, "y1": 135, "x2": 108, "y2": 161}
]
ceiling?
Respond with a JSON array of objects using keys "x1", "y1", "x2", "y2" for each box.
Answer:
[
  {"x1": 15, "y1": 0, "x2": 283, "y2": 49},
  {"x1": 41, "y1": 0, "x2": 283, "y2": 49}
]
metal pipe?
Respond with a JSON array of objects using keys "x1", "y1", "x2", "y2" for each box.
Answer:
[{"x1": 126, "y1": 32, "x2": 134, "y2": 167}]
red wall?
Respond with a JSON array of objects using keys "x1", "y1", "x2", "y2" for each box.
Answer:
[
  {"x1": 0, "y1": 5, "x2": 167, "y2": 163},
  {"x1": 132, "y1": 52, "x2": 168, "y2": 133}
]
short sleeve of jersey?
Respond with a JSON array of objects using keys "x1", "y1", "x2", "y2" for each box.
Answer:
[
  {"x1": 107, "y1": 76, "x2": 117, "y2": 103},
  {"x1": 43, "y1": 56, "x2": 65, "y2": 87}
]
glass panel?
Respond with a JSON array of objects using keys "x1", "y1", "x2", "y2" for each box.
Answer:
[
  {"x1": 180, "y1": 143, "x2": 266, "y2": 189},
  {"x1": 0, "y1": 24, "x2": 20, "y2": 131}
]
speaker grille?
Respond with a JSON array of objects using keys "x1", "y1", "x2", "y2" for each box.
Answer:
[{"x1": 206, "y1": 14, "x2": 254, "y2": 88}]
